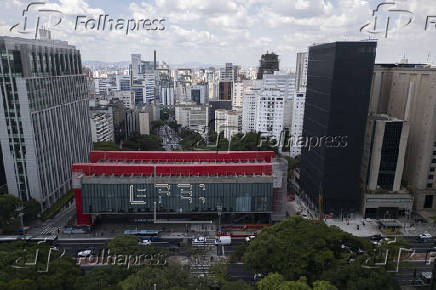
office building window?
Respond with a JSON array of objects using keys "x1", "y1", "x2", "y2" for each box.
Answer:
[
  {"x1": 430, "y1": 175, "x2": 434, "y2": 180},
  {"x1": 431, "y1": 167, "x2": 435, "y2": 172},
  {"x1": 428, "y1": 183, "x2": 434, "y2": 189},
  {"x1": 424, "y1": 195, "x2": 434, "y2": 208}
]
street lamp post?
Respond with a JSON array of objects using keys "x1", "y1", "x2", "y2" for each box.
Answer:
[{"x1": 217, "y1": 205, "x2": 222, "y2": 235}]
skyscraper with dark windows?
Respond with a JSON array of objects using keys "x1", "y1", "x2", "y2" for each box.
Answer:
[
  {"x1": 300, "y1": 41, "x2": 377, "y2": 215},
  {"x1": 0, "y1": 35, "x2": 92, "y2": 208},
  {"x1": 257, "y1": 52, "x2": 279, "y2": 80}
]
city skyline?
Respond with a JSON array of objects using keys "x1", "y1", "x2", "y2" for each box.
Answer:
[{"x1": 1, "y1": 0, "x2": 435, "y2": 68}]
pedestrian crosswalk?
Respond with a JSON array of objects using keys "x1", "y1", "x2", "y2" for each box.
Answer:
[{"x1": 40, "y1": 224, "x2": 60, "y2": 236}]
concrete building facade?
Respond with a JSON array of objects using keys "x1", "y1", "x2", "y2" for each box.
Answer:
[{"x1": 0, "y1": 36, "x2": 92, "y2": 208}]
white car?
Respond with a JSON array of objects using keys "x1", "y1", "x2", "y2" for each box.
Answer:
[
  {"x1": 245, "y1": 236, "x2": 256, "y2": 242},
  {"x1": 193, "y1": 236, "x2": 206, "y2": 243},
  {"x1": 139, "y1": 240, "x2": 151, "y2": 246},
  {"x1": 419, "y1": 233, "x2": 432, "y2": 239},
  {"x1": 77, "y1": 249, "x2": 93, "y2": 257},
  {"x1": 301, "y1": 213, "x2": 310, "y2": 220}
]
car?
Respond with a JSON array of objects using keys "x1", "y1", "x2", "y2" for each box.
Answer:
[
  {"x1": 253, "y1": 273, "x2": 264, "y2": 281},
  {"x1": 369, "y1": 234, "x2": 383, "y2": 241},
  {"x1": 139, "y1": 239, "x2": 151, "y2": 246},
  {"x1": 371, "y1": 240, "x2": 381, "y2": 246},
  {"x1": 77, "y1": 249, "x2": 93, "y2": 257},
  {"x1": 419, "y1": 233, "x2": 432, "y2": 239},
  {"x1": 301, "y1": 213, "x2": 310, "y2": 220},
  {"x1": 245, "y1": 235, "x2": 256, "y2": 242},
  {"x1": 193, "y1": 236, "x2": 206, "y2": 243}
]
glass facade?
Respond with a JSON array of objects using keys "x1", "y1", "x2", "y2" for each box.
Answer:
[{"x1": 81, "y1": 182, "x2": 273, "y2": 214}]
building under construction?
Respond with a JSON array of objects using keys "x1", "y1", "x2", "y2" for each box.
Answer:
[{"x1": 257, "y1": 52, "x2": 280, "y2": 79}]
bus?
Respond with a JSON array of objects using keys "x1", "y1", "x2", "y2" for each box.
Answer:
[{"x1": 123, "y1": 230, "x2": 160, "y2": 241}]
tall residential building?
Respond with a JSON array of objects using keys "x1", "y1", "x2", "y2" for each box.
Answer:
[
  {"x1": 242, "y1": 88, "x2": 285, "y2": 142},
  {"x1": 0, "y1": 36, "x2": 92, "y2": 207},
  {"x1": 295, "y1": 52, "x2": 308, "y2": 92},
  {"x1": 255, "y1": 89, "x2": 285, "y2": 142},
  {"x1": 300, "y1": 41, "x2": 377, "y2": 215},
  {"x1": 242, "y1": 89, "x2": 259, "y2": 133},
  {"x1": 290, "y1": 92, "x2": 306, "y2": 158},
  {"x1": 257, "y1": 52, "x2": 279, "y2": 79},
  {"x1": 263, "y1": 72, "x2": 295, "y2": 100},
  {"x1": 369, "y1": 64, "x2": 436, "y2": 211},
  {"x1": 90, "y1": 112, "x2": 114, "y2": 143},
  {"x1": 219, "y1": 63, "x2": 238, "y2": 100}
]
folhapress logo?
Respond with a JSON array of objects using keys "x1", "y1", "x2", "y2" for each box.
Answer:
[
  {"x1": 360, "y1": 2, "x2": 414, "y2": 38},
  {"x1": 9, "y1": 2, "x2": 166, "y2": 38},
  {"x1": 10, "y1": 2, "x2": 64, "y2": 39}
]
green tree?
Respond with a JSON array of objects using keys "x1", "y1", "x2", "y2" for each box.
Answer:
[
  {"x1": 6, "y1": 278, "x2": 37, "y2": 290},
  {"x1": 94, "y1": 142, "x2": 121, "y2": 151},
  {"x1": 74, "y1": 265, "x2": 131, "y2": 290},
  {"x1": 23, "y1": 198, "x2": 41, "y2": 222},
  {"x1": 119, "y1": 264, "x2": 207, "y2": 290},
  {"x1": 257, "y1": 273, "x2": 285, "y2": 290},
  {"x1": 122, "y1": 134, "x2": 163, "y2": 151},
  {"x1": 243, "y1": 217, "x2": 374, "y2": 283},
  {"x1": 221, "y1": 280, "x2": 254, "y2": 290},
  {"x1": 0, "y1": 194, "x2": 21, "y2": 233}
]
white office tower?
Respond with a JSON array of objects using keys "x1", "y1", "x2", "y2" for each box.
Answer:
[
  {"x1": 90, "y1": 112, "x2": 114, "y2": 143},
  {"x1": 290, "y1": 91, "x2": 306, "y2": 157},
  {"x1": 295, "y1": 52, "x2": 308, "y2": 92},
  {"x1": 115, "y1": 75, "x2": 131, "y2": 91},
  {"x1": 161, "y1": 86, "x2": 174, "y2": 106},
  {"x1": 215, "y1": 109, "x2": 242, "y2": 140},
  {"x1": 0, "y1": 36, "x2": 92, "y2": 207},
  {"x1": 113, "y1": 91, "x2": 135, "y2": 109},
  {"x1": 130, "y1": 54, "x2": 157, "y2": 104},
  {"x1": 220, "y1": 63, "x2": 238, "y2": 82},
  {"x1": 175, "y1": 101, "x2": 208, "y2": 136},
  {"x1": 143, "y1": 73, "x2": 156, "y2": 103},
  {"x1": 94, "y1": 77, "x2": 110, "y2": 96},
  {"x1": 131, "y1": 54, "x2": 142, "y2": 76}
]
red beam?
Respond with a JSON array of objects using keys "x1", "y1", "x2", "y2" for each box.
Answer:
[
  {"x1": 74, "y1": 189, "x2": 90, "y2": 226},
  {"x1": 72, "y1": 163, "x2": 272, "y2": 176},
  {"x1": 90, "y1": 151, "x2": 274, "y2": 163}
]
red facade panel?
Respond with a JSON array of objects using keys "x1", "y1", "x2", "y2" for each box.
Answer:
[
  {"x1": 72, "y1": 163, "x2": 272, "y2": 176},
  {"x1": 90, "y1": 151, "x2": 274, "y2": 163},
  {"x1": 74, "y1": 188, "x2": 90, "y2": 225}
]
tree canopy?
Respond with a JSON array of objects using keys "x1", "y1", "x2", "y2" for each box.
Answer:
[
  {"x1": 122, "y1": 134, "x2": 163, "y2": 151},
  {"x1": 242, "y1": 217, "x2": 399, "y2": 290}
]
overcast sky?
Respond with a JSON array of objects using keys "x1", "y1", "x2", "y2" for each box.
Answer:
[{"x1": 1, "y1": 0, "x2": 436, "y2": 69}]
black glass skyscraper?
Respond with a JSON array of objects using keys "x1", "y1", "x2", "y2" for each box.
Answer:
[{"x1": 300, "y1": 41, "x2": 377, "y2": 215}]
